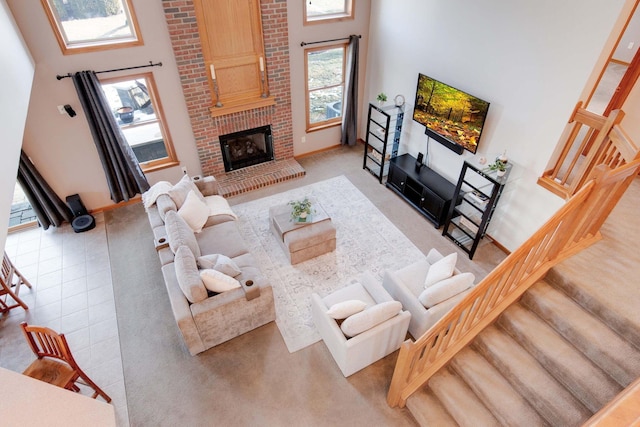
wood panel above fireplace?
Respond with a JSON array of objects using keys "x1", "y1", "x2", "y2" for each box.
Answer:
[{"x1": 193, "y1": 0, "x2": 275, "y2": 117}]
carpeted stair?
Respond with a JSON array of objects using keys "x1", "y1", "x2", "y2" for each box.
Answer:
[{"x1": 406, "y1": 275, "x2": 640, "y2": 426}]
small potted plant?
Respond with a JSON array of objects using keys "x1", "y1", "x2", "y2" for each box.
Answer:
[
  {"x1": 488, "y1": 158, "x2": 507, "y2": 177},
  {"x1": 289, "y1": 197, "x2": 314, "y2": 222},
  {"x1": 376, "y1": 92, "x2": 387, "y2": 107}
]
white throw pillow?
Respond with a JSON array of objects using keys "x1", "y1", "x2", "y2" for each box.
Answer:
[
  {"x1": 197, "y1": 254, "x2": 242, "y2": 277},
  {"x1": 326, "y1": 300, "x2": 367, "y2": 320},
  {"x1": 340, "y1": 300, "x2": 402, "y2": 338},
  {"x1": 424, "y1": 252, "x2": 457, "y2": 288},
  {"x1": 168, "y1": 174, "x2": 205, "y2": 209},
  {"x1": 200, "y1": 269, "x2": 241, "y2": 293},
  {"x1": 419, "y1": 272, "x2": 475, "y2": 308},
  {"x1": 178, "y1": 190, "x2": 210, "y2": 233}
]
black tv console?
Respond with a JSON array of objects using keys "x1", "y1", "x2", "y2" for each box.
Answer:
[{"x1": 386, "y1": 154, "x2": 457, "y2": 228}]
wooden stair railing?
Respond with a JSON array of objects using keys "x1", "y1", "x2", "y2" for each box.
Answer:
[
  {"x1": 387, "y1": 158, "x2": 640, "y2": 409},
  {"x1": 583, "y1": 377, "x2": 640, "y2": 426},
  {"x1": 537, "y1": 103, "x2": 639, "y2": 200}
]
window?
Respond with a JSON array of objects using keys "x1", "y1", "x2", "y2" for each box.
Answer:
[
  {"x1": 304, "y1": 0, "x2": 354, "y2": 24},
  {"x1": 101, "y1": 73, "x2": 178, "y2": 172},
  {"x1": 41, "y1": 0, "x2": 142, "y2": 54},
  {"x1": 305, "y1": 44, "x2": 346, "y2": 131}
]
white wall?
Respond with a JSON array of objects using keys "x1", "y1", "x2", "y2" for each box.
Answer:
[
  {"x1": 0, "y1": 0, "x2": 34, "y2": 251},
  {"x1": 6, "y1": 0, "x2": 201, "y2": 210},
  {"x1": 288, "y1": 1, "x2": 371, "y2": 155},
  {"x1": 365, "y1": 0, "x2": 626, "y2": 251}
]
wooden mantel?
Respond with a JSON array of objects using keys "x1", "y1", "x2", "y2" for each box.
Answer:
[{"x1": 210, "y1": 96, "x2": 276, "y2": 118}]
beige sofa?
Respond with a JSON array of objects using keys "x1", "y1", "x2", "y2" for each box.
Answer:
[{"x1": 144, "y1": 176, "x2": 275, "y2": 355}]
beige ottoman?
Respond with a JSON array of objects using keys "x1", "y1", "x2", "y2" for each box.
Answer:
[{"x1": 269, "y1": 201, "x2": 336, "y2": 264}]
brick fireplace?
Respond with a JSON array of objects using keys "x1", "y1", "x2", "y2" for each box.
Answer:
[{"x1": 162, "y1": 0, "x2": 303, "y2": 195}]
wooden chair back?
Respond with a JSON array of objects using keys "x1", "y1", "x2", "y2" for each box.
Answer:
[{"x1": 20, "y1": 322, "x2": 112, "y2": 402}]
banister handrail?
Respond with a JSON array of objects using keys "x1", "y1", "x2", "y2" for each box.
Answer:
[
  {"x1": 538, "y1": 105, "x2": 637, "y2": 200},
  {"x1": 387, "y1": 159, "x2": 640, "y2": 408}
]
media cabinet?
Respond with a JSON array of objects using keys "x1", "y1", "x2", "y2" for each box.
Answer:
[{"x1": 386, "y1": 154, "x2": 457, "y2": 228}]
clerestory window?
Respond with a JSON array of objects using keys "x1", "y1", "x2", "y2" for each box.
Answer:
[
  {"x1": 304, "y1": 0, "x2": 354, "y2": 25},
  {"x1": 41, "y1": 0, "x2": 142, "y2": 54}
]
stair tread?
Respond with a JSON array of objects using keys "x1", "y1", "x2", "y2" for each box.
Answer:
[
  {"x1": 451, "y1": 347, "x2": 549, "y2": 426},
  {"x1": 429, "y1": 368, "x2": 500, "y2": 427},
  {"x1": 474, "y1": 325, "x2": 592, "y2": 426},
  {"x1": 499, "y1": 303, "x2": 622, "y2": 412},
  {"x1": 407, "y1": 386, "x2": 458, "y2": 427},
  {"x1": 523, "y1": 281, "x2": 640, "y2": 386}
]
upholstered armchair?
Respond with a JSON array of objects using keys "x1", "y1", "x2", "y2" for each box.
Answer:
[
  {"x1": 382, "y1": 248, "x2": 475, "y2": 339},
  {"x1": 311, "y1": 272, "x2": 411, "y2": 377}
]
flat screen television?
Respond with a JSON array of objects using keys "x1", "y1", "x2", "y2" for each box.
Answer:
[{"x1": 413, "y1": 73, "x2": 490, "y2": 155}]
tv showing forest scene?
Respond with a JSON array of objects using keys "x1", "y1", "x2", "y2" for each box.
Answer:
[{"x1": 413, "y1": 73, "x2": 490, "y2": 155}]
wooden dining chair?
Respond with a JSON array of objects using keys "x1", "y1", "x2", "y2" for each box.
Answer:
[
  {"x1": 0, "y1": 252, "x2": 32, "y2": 313},
  {"x1": 20, "y1": 322, "x2": 112, "y2": 403}
]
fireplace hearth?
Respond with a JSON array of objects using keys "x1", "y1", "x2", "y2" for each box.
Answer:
[{"x1": 219, "y1": 125, "x2": 274, "y2": 172}]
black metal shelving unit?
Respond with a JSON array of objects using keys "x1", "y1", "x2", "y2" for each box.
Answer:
[
  {"x1": 443, "y1": 160, "x2": 511, "y2": 259},
  {"x1": 363, "y1": 103, "x2": 404, "y2": 183}
]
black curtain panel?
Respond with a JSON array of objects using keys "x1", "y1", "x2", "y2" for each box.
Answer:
[
  {"x1": 71, "y1": 71, "x2": 149, "y2": 203},
  {"x1": 341, "y1": 35, "x2": 360, "y2": 146},
  {"x1": 17, "y1": 150, "x2": 73, "y2": 230}
]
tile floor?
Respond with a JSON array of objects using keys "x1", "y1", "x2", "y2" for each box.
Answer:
[{"x1": 0, "y1": 213, "x2": 129, "y2": 426}]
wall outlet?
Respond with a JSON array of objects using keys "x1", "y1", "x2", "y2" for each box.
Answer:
[
  {"x1": 628, "y1": 41, "x2": 635, "y2": 50},
  {"x1": 57, "y1": 105, "x2": 66, "y2": 115},
  {"x1": 181, "y1": 166, "x2": 188, "y2": 175},
  {"x1": 301, "y1": 136, "x2": 306, "y2": 143}
]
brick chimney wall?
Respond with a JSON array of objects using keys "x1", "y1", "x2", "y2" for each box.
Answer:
[{"x1": 162, "y1": 0, "x2": 293, "y2": 177}]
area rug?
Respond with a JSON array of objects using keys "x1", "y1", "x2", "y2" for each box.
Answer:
[{"x1": 233, "y1": 175, "x2": 425, "y2": 353}]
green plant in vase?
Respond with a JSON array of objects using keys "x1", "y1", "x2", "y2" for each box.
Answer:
[
  {"x1": 289, "y1": 197, "x2": 314, "y2": 222},
  {"x1": 376, "y1": 92, "x2": 387, "y2": 106}
]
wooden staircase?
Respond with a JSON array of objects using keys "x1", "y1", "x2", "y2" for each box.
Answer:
[{"x1": 406, "y1": 274, "x2": 640, "y2": 426}]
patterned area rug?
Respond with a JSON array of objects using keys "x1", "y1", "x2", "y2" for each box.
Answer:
[{"x1": 233, "y1": 175, "x2": 425, "y2": 353}]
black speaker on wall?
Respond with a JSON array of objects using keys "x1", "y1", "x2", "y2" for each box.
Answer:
[
  {"x1": 66, "y1": 194, "x2": 95, "y2": 233},
  {"x1": 415, "y1": 152, "x2": 424, "y2": 171}
]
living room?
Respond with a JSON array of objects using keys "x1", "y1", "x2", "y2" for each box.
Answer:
[{"x1": 1, "y1": 0, "x2": 639, "y2": 425}]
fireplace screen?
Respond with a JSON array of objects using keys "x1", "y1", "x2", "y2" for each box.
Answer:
[{"x1": 219, "y1": 125, "x2": 274, "y2": 172}]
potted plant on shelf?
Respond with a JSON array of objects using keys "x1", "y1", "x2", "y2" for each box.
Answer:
[
  {"x1": 488, "y1": 158, "x2": 507, "y2": 177},
  {"x1": 289, "y1": 197, "x2": 314, "y2": 222},
  {"x1": 376, "y1": 92, "x2": 387, "y2": 107}
]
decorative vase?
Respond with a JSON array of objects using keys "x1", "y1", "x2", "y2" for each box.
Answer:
[{"x1": 497, "y1": 169, "x2": 506, "y2": 177}]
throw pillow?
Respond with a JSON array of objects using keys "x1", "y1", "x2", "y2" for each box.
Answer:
[
  {"x1": 340, "y1": 300, "x2": 402, "y2": 338},
  {"x1": 178, "y1": 190, "x2": 210, "y2": 233},
  {"x1": 326, "y1": 300, "x2": 367, "y2": 320},
  {"x1": 174, "y1": 245, "x2": 208, "y2": 303},
  {"x1": 197, "y1": 254, "x2": 242, "y2": 277},
  {"x1": 165, "y1": 210, "x2": 201, "y2": 258},
  {"x1": 200, "y1": 269, "x2": 241, "y2": 293},
  {"x1": 168, "y1": 174, "x2": 205, "y2": 209},
  {"x1": 418, "y1": 272, "x2": 475, "y2": 308},
  {"x1": 424, "y1": 252, "x2": 457, "y2": 288}
]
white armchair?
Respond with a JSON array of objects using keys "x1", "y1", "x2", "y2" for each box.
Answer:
[
  {"x1": 382, "y1": 248, "x2": 475, "y2": 339},
  {"x1": 311, "y1": 272, "x2": 411, "y2": 377}
]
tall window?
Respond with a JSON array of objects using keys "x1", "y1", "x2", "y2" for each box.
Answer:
[
  {"x1": 305, "y1": 44, "x2": 346, "y2": 131},
  {"x1": 101, "y1": 73, "x2": 177, "y2": 172},
  {"x1": 41, "y1": 0, "x2": 142, "y2": 54},
  {"x1": 304, "y1": 0, "x2": 354, "y2": 24}
]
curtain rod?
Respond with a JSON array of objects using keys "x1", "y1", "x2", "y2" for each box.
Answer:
[
  {"x1": 300, "y1": 35, "x2": 361, "y2": 47},
  {"x1": 56, "y1": 61, "x2": 163, "y2": 80}
]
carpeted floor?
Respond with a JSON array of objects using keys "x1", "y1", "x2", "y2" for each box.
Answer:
[
  {"x1": 233, "y1": 175, "x2": 425, "y2": 352},
  {"x1": 104, "y1": 145, "x2": 505, "y2": 426}
]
